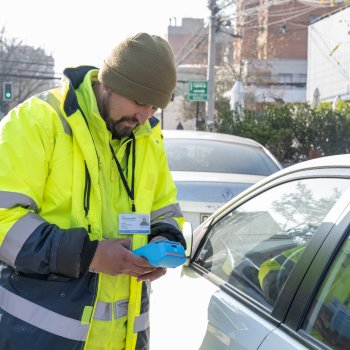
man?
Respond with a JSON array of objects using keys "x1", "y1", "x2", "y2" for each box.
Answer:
[
  {"x1": 176, "y1": 122, "x2": 184, "y2": 130},
  {"x1": 140, "y1": 217, "x2": 150, "y2": 226},
  {"x1": 0, "y1": 33, "x2": 186, "y2": 350}
]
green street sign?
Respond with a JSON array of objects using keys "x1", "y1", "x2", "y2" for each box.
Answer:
[{"x1": 187, "y1": 80, "x2": 208, "y2": 101}]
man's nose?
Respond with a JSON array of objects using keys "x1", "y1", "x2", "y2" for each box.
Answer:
[{"x1": 136, "y1": 105, "x2": 154, "y2": 124}]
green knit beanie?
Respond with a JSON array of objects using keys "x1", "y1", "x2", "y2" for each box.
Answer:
[{"x1": 98, "y1": 32, "x2": 177, "y2": 109}]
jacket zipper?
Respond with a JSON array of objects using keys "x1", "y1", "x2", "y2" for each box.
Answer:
[{"x1": 84, "y1": 161, "x2": 91, "y2": 233}]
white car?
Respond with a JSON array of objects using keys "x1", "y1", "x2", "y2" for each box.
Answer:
[
  {"x1": 151, "y1": 154, "x2": 350, "y2": 350},
  {"x1": 162, "y1": 130, "x2": 282, "y2": 228}
]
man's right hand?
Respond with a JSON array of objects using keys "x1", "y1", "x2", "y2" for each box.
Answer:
[{"x1": 89, "y1": 238, "x2": 156, "y2": 277}]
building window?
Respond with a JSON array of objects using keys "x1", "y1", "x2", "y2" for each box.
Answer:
[
  {"x1": 278, "y1": 74, "x2": 293, "y2": 85},
  {"x1": 298, "y1": 74, "x2": 307, "y2": 83},
  {"x1": 279, "y1": 24, "x2": 286, "y2": 34}
]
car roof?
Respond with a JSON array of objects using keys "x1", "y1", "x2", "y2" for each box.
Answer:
[
  {"x1": 274, "y1": 153, "x2": 350, "y2": 175},
  {"x1": 162, "y1": 129, "x2": 264, "y2": 148},
  {"x1": 206, "y1": 153, "x2": 350, "y2": 217},
  {"x1": 237, "y1": 154, "x2": 350, "y2": 197}
]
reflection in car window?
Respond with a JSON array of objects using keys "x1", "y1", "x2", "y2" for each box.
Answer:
[
  {"x1": 303, "y1": 236, "x2": 350, "y2": 350},
  {"x1": 196, "y1": 178, "x2": 350, "y2": 309},
  {"x1": 164, "y1": 139, "x2": 279, "y2": 175}
]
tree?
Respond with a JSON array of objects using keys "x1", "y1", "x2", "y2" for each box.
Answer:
[
  {"x1": 217, "y1": 102, "x2": 350, "y2": 166},
  {"x1": 0, "y1": 27, "x2": 58, "y2": 115}
]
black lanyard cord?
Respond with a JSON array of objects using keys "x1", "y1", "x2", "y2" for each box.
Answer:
[{"x1": 109, "y1": 134, "x2": 136, "y2": 212}]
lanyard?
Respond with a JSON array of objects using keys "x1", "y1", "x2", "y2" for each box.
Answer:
[{"x1": 109, "y1": 133, "x2": 136, "y2": 212}]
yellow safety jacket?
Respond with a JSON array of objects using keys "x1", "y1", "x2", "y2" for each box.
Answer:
[
  {"x1": 258, "y1": 245, "x2": 304, "y2": 305},
  {"x1": 0, "y1": 66, "x2": 184, "y2": 349}
]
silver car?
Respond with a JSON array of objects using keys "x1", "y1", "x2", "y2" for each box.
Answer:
[
  {"x1": 162, "y1": 130, "x2": 282, "y2": 229},
  {"x1": 151, "y1": 154, "x2": 350, "y2": 350}
]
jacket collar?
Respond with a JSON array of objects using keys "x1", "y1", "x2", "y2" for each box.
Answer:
[{"x1": 62, "y1": 66, "x2": 97, "y2": 117}]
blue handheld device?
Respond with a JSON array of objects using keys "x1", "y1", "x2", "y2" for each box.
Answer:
[{"x1": 133, "y1": 240, "x2": 186, "y2": 268}]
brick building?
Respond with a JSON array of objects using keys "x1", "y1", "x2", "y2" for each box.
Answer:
[{"x1": 234, "y1": 0, "x2": 344, "y2": 104}]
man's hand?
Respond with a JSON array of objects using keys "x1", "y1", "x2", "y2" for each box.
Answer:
[
  {"x1": 136, "y1": 235, "x2": 168, "y2": 282},
  {"x1": 137, "y1": 266, "x2": 167, "y2": 282},
  {"x1": 89, "y1": 238, "x2": 156, "y2": 277}
]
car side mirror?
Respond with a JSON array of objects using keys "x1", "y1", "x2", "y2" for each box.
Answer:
[{"x1": 182, "y1": 221, "x2": 193, "y2": 266}]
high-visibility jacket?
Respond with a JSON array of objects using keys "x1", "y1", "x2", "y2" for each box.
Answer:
[
  {"x1": 0, "y1": 66, "x2": 184, "y2": 349},
  {"x1": 258, "y1": 245, "x2": 305, "y2": 305}
]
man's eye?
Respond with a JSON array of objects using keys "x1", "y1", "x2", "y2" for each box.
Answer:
[
  {"x1": 134, "y1": 101, "x2": 157, "y2": 111},
  {"x1": 134, "y1": 100, "x2": 149, "y2": 107}
]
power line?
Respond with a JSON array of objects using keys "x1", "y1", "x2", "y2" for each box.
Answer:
[
  {"x1": 0, "y1": 58, "x2": 55, "y2": 67},
  {"x1": 0, "y1": 72, "x2": 60, "y2": 80}
]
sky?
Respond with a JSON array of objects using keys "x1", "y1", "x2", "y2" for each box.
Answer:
[{"x1": 0, "y1": 0, "x2": 211, "y2": 75}]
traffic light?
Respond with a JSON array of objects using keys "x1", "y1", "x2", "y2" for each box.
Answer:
[{"x1": 3, "y1": 82, "x2": 13, "y2": 101}]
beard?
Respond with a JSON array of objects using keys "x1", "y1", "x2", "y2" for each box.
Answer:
[
  {"x1": 98, "y1": 89, "x2": 139, "y2": 139},
  {"x1": 105, "y1": 114, "x2": 139, "y2": 139}
]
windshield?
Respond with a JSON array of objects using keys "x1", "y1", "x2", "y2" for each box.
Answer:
[{"x1": 164, "y1": 138, "x2": 280, "y2": 176}]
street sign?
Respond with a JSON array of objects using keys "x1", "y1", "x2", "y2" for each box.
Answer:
[{"x1": 187, "y1": 80, "x2": 208, "y2": 101}]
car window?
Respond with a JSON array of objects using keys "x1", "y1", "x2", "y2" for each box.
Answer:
[
  {"x1": 195, "y1": 178, "x2": 350, "y2": 309},
  {"x1": 164, "y1": 139, "x2": 280, "y2": 175},
  {"x1": 302, "y1": 235, "x2": 350, "y2": 350}
]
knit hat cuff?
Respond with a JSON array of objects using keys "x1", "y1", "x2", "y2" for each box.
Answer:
[{"x1": 100, "y1": 62, "x2": 171, "y2": 109}]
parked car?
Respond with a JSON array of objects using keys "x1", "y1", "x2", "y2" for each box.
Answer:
[
  {"x1": 162, "y1": 130, "x2": 282, "y2": 229},
  {"x1": 151, "y1": 154, "x2": 350, "y2": 350}
]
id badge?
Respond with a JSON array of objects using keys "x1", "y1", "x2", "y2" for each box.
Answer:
[{"x1": 119, "y1": 214, "x2": 150, "y2": 234}]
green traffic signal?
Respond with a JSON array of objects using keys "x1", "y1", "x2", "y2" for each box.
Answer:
[{"x1": 3, "y1": 82, "x2": 13, "y2": 101}]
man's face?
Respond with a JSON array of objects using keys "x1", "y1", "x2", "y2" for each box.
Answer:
[{"x1": 99, "y1": 86, "x2": 157, "y2": 138}]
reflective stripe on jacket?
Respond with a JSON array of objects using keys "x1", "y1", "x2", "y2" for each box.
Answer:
[{"x1": 0, "y1": 66, "x2": 184, "y2": 349}]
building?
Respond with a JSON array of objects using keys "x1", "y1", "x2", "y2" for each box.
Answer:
[
  {"x1": 234, "y1": 0, "x2": 344, "y2": 104},
  {"x1": 306, "y1": 5, "x2": 350, "y2": 104},
  {"x1": 158, "y1": 17, "x2": 235, "y2": 130}
]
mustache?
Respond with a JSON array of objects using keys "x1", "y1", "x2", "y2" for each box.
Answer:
[{"x1": 114, "y1": 116, "x2": 139, "y2": 125}]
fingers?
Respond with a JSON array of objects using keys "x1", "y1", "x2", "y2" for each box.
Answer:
[
  {"x1": 125, "y1": 255, "x2": 155, "y2": 276},
  {"x1": 89, "y1": 239, "x2": 158, "y2": 276},
  {"x1": 137, "y1": 267, "x2": 167, "y2": 282},
  {"x1": 119, "y1": 238, "x2": 132, "y2": 249}
]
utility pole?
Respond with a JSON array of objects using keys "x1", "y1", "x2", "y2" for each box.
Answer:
[{"x1": 206, "y1": 0, "x2": 218, "y2": 131}]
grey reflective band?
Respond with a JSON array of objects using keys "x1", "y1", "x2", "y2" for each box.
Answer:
[
  {"x1": 151, "y1": 203, "x2": 183, "y2": 221},
  {"x1": 0, "y1": 191, "x2": 38, "y2": 211},
  {"x1": 114, "y1": 299, "x2": 128, "y2": 318},
  {"x1": 0, "y1": 212, "x2": 45, "y2": 266},
  {"x1": 93, "y1": 301, "x2": 112, "y2": 321},
  {"x1": 37, "y1": 91, "x2": 72, "y2": 136},
  {"x1": 93, "y1": 300, "x2": 128, "y2": 321},
  {"x1": 134, "y1": 311, "x2": 150, "y2": 333},
  {"x1": 0, "y1": 286, "x2": 88, "y2": 341},
  {"x1": 151, "y1": 217, "x2": 179, "y2": 229}
]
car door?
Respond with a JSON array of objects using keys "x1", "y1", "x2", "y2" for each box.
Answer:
[
  {"x1": 190, "y1": 169, "x2": 350, "y2": 349},
  {"x1": 259, "y1": 210, "x2": 350, "y2": 350}
]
